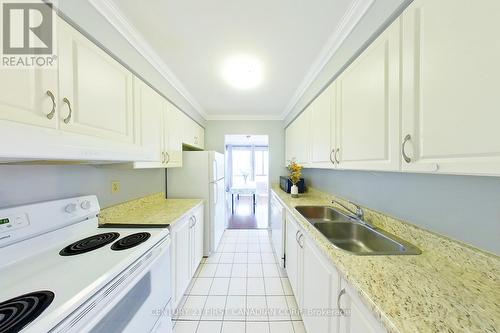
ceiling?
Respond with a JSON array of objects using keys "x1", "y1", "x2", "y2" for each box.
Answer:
[{"x1": 100, "y1": 0, "x2": 372, "y2": 119}]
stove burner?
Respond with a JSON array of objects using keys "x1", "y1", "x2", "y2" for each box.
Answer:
[
  {"x1": 111, "y1": 232, "x2": 151, "y2": 251},
  {"x1": 59, "y1": 232, "x2": 120, "y2": 256},
  {"x1": 0, "y1": 291, "x2": 54, "y2": 333}
]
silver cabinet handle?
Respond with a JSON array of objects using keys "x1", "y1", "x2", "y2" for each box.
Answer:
[
  {"x1": 189, "y1": 216, "x2": 195, "y2": 228},
  {"x1": 161, "y1": 152, "x2": 166, "y2": 163},
  {"x1": 329, "y1": 149, "x2": 335, "y2": 165},
  {"x1": 62, "y1": 97, "x2": 72, "y2": 124},
  {"x1": 165, "y1": 152, "x2": 170, "y2": 164},
  {"x1": 46, "y1": 90, "x2": 56, "y2": 119},
  {"x1": 193, "y1": 215, "x2": 197, "y2": 226},
  {"x1": 295, "y1": 230, "x2": 300, "y2": 243},
  {"x1": 337, "y1": 288, "x2": 346, "y2": 315},
  {"x1": 298, "y1": 233, "x2": 304, "y2": 248},
  {"x1": 334, "y1": 148, "x2": 340, "y2": 164},
  {"x1": 402, "y1": 134, "x2": 412, "y2": 163}
]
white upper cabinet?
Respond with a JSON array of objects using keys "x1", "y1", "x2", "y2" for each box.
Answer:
[
  {"x1": 401, "y1": 0, "x2": 500, "y2": 176},
  {"x1": 58, "y1": 19, "x2": 135, "y2": 145},
  {"x1": 130, "y1": 78, "x2": 166, "y2": 168},
  {"x1": 180, "y1": 110, "x2": 204, "y2": 150},
  {"x1": 310, "y1": 82, "x2": 336, "y2": 168},
  {"x1": 0, "y1": 67, "x2": 58, "y2": 129},
  {"x1": 286, "y1": 107, "x2": 311, "y2": 166},
  {"x1": 336, "y1": 19, "x2": 401, "y2": 171},
  {"x1": 165, "y1": 103, "x2": 185, "y2": 167}
]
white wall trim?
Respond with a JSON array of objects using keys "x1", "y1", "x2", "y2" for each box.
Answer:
[
  {"x1": 88, "y1": 0, "x2": 208, "y2": 119},
  {"x1": 205, "y1": 114, "x2": 284, "y2": 121},
  {"x1": 280, "y1": 0, "x2": 375, "y2": 120}
]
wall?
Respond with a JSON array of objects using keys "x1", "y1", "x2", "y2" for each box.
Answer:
[
  {"x1": 56, "y1": 0, "x2": 205, "y2": 126},
  {"x1": 0, "y1": 165, "x2": 164, "y2": 209},
  {"x1": 204, "y1": 120, "x2": 285, "y2": 185},
  {"x1": 302, "y1": 169, "x2": 500, "y2": 255}
]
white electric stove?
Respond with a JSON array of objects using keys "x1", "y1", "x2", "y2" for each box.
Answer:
[{"x1": 0, "y1": 196, "x2": 173, "y2": 333}]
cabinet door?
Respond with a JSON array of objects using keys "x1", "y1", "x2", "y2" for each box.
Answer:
[
  {"x1": 295, "y1": 108, "x2": 311, "y2": 165},
  {"x1": 0, "y1": 67, "x2": 58, "y2": 129},
  {"x1": 302, "y1": 236, "x2": 339, "y2": 333},
  {"x1": 310, "y1": 82, "x2": 336, "y2": 168},
  {"x1": 285, "y1": 214, "x2": 302, "y2": 305},
  {"x1": 193, "y1": 123, "x2": 203, "y2": 149},
  {"x1": 133, "y1": 78, "x2": 163, "y2": 163},
  {"x1": 401, "y1": 0, "x2": 500, "y2": 176},
  {"x1": 174, "y1": 217, "x2": 191, "y2": 302},
  {"x1": 58, "y1": 20, "x2": 135, "y2": 144},
  {"x1": 287, "y1": 108, "x2": 311, "y2": 166},
  {"x1": 285, "y1": 124, "x2": 293, "y2": 165},
  {"x1": 198, "y1": 126, "x2": 205, "y2": 150},
  {"x1": 337, "y1": 19, "x2": 400, "y2": 171},
  {"x1": 339, "y1": 281, "x2": 385, "y2": 333},
  {"x1": 165, "y1": 103, "x2": 184, "y2": 167},
  {"x1": 191, "y1": 206, "x2": 204, "y2": 275}
]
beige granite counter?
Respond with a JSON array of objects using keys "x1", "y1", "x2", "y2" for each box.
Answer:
[
  {"x1": 271, "y1": 184, "x2": 499, "y2": 333},
  {"x1": 99, "y1": 193, "x2": 203, "y2": 227}
]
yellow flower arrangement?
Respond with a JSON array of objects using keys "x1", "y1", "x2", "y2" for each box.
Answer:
[{"x1": 287, "y1": 160, "x2": 303, "y2": 185}]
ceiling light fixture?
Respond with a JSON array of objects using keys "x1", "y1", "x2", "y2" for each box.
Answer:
[{"x1": 222, "y1": 55, "x2": 263, "y2": 90}]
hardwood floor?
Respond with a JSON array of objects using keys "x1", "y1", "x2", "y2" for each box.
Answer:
[{"x1": 227, "y1": 195, "x2": 268, "y2": 229}]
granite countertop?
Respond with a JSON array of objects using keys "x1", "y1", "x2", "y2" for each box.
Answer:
[
  {"x1": 99, "y1": 193, "x2": 203, "y2": 227},
  {"x1": 271, "y1": 184, "x2": 500, "y2": 333}
]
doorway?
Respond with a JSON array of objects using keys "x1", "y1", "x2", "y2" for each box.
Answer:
[{"x1": 224, "y1": 135, "x2": 269, "y2": 229}]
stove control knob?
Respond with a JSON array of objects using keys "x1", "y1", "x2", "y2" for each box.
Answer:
[
  {"x1": 80, "y1": 200, "x2": 91, "y2": 210},
  {"x1": 65, "y1": 203, "x2": 77, "y2": 213}
]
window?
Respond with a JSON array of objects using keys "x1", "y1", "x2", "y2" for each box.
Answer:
[
  {"x1": 228, "y1": 145, "x2": 268, "y2": 186},
  {"x1": 232, "y1": 148, "x2": 252, "y2": 185},
  {"x1": 254, "y1": 150, "x2": 268, "y2": 176}
]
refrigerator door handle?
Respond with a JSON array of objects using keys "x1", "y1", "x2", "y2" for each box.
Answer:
[{"x1": 214, "y1": 182, "x2": 218, "y2": 205}]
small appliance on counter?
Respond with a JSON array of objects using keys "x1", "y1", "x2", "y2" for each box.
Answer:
[{"x1": 280, "y1": 176, "x2": 306, "y2": 193}]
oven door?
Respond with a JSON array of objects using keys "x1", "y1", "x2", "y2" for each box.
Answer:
[{"x1": 52, "y1": 236, "x2": 173, "y2": 333}]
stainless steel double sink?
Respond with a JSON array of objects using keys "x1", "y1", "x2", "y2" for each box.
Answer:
[{"x1": 295, "y1": 206, "x2": 421, "y2": 255}]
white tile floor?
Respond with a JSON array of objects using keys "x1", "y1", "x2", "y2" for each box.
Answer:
[{"x1": 173, "y1": 229, "x2": 305, "y2": 333}]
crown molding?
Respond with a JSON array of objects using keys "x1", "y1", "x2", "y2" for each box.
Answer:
[
  {"x1": 88, "y1": 0, "x2": 208, "y2": 119},
  {"x1": 205, "y1": 114, "x2": 285, "y2": 121},
  {"x1": 280, "y1": 0, "x2": 374, "y2": 121}
]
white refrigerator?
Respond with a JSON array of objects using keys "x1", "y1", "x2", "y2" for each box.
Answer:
[{"x1": 167, "y1": 151, "x2": 225, "y2": 256}]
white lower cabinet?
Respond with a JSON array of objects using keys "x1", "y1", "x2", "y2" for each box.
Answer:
[
  {"x1": 170, "y1": 205, "x2": 204, "y2": 308},
  {"x1": 302, "y1": 234, "x2": 340, "y2": 333},
  {"x1": 285, "y1": 213, "x2": 303, "y2": 302},
  {"x1": 190, "y1": 206, "x2": 204, "y2": 274},
  {"x1": 338, "y1": 281, "x2": 385, "y2": 333},
  {"x1": 285, "y1": 214, "x2": 385, "y2": 333}
]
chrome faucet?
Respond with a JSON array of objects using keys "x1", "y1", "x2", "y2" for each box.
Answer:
[{"x1": 331, "y1": 199, "x2": 365, "y2": 222}]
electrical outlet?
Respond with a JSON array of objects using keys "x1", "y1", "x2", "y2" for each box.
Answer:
[{"x1": 111, "y1": 181, "x2": 121, "y2": 194}]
